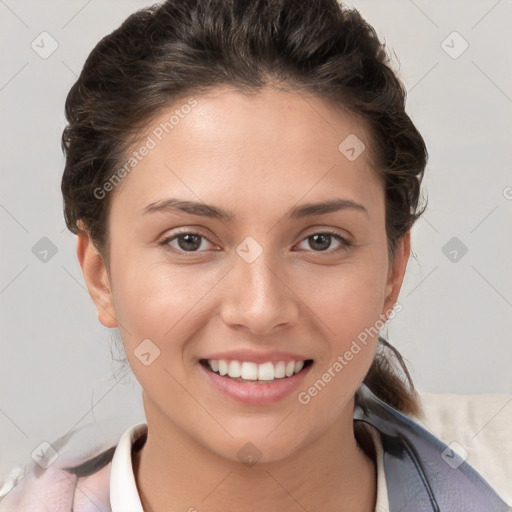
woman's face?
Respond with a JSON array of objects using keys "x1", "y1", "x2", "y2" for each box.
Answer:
[{"x1": 78, "y1": 85, "x2": 409, "y2": 463}]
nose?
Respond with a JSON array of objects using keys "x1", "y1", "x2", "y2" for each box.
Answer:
[{"x1": 219, "y1": 247, "x2": 300, "y2": 336}]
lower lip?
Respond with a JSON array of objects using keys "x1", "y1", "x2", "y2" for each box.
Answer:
[{"x1": 199, "y1": 362, "x2": 312, "y2": 405}]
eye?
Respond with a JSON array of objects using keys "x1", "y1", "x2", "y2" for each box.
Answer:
[
  {"x1": 159, "y1": 231, "x2": 217, "y2": 254},
  {"x1": 159, "y1": 229, "x2": 352, "y2": 256},
  {"x1": 295, "y1": 231, "x2": 352, "y2": 253}
]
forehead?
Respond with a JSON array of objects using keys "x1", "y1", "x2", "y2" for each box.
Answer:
[{"x1": 109, "y1": 86, "x2": 383, "y2": 221}]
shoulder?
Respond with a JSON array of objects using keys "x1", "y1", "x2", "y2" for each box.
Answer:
[
  {"x1": 412, "y1": 390, "x2": 512, "y2": 506},
  {"x1": 355, "y1": 384, "x2": 512, "y2": 511},
  {"x1": 0, "y1": 418, "x2": 133, "y2": 511}
]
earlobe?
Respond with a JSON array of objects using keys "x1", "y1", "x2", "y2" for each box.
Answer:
[
  {"x1": 76, "y1": 231, "x2": 118, "y2": 328},
  {"x1": 382, "y1": 231, "x2": 411, "y2": 317}
]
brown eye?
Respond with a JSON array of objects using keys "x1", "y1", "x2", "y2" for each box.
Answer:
[
  {"x1": 174, "y1": 233, "x2": 204, "y2": 251},
  {"x1": 296, "y1": 231, "x2": 351, "y2": 253},
  {"x1": 160, "y1": 231, "x2": 216, "y2": 254},
  {"x1": 307, "y1": 233, "x2": 332, "y2": 251}
]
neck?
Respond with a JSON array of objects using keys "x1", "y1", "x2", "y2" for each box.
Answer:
[{"x1": 133, "y1": 399, "x2": 377, "y2": 512}]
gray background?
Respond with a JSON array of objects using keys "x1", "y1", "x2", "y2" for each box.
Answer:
[{"x1": 1, "y1": 0, "x2": 511, "y2": 475}]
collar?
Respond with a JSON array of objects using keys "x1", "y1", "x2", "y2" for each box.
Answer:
[{"x1": 110, "y1": 422, "x2": 146, "y2": 512}]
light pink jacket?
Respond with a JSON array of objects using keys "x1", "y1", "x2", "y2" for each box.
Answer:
[{"x1": 0, "y1": 420, "x2": 121, "y2": 511}]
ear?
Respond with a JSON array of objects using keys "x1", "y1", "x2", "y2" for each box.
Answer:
[
  {"x1": 382, "y1": 230, "x2": 411, "y2": 318},
  {"x1": 76, "y1": 230, "x2": 118, "y2": 328}
]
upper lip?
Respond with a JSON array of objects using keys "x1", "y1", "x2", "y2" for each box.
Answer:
[{"x1": 201, "y1": 350, "x2": 312, "y2": 364}]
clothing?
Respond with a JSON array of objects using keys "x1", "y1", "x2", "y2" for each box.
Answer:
[{"x1": 1, "y1": 385, "x2": 510, "y2": 511}]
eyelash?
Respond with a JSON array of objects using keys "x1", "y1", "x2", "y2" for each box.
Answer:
[{"x1": 158, "y1": 229, "x2": 352, "y2": 256}]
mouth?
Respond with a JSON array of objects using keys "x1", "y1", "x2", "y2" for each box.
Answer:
[{"x1": 199, "y1": 358, "x2": 314, "y2": 384}]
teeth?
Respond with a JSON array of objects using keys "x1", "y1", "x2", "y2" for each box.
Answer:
[
  {"x1": 258, "y1": 362, "x2": 274, "y2": 381},
  {"x1": 228, "y1": 360, "x2": 241, "y2": 378},
  {"x1": 240, "y1": 362, "x2": 258, "y2": 380},
  {"x1": 206, "y1": 359, "x2": 308, "y2": 381},
  {"x1": 218, "y1": 360, "x2": 228, "y2": 376},
  {"x1": 274, "y1": 361, "x2": 286, "y2": 378}
]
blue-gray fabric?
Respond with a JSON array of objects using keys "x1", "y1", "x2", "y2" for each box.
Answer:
[{"x1": 354, "y1": 384, "x2": 510, "y2": 511}]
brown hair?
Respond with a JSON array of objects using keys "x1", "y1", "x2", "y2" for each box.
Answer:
[{"x1": 61, "y1": 0, "x2": 426, "y2": 416}]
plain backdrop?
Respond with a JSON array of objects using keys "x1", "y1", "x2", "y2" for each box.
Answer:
[{"x1": 1, "y1": 0, "x2": 511, "y2": 476}]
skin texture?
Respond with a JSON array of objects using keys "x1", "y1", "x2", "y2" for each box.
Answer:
[{"x1": 77, "y1": 85, "x2": 410, "y2": 511}]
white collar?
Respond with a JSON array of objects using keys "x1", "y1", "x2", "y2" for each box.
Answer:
[
  {"x1": 110, "y1": 422, "x2": 147, "y2": 512},
  {"x1": 109, "y1": 422, "x2": 389, "y2": 511},
  {"x1": 366, "y1": 423, "x2": 390, "y2": 512}
]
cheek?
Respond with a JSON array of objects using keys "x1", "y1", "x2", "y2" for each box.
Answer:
[
  {"x1": 109, "y1": 248, "x2": 228, "y2": 381},
  {"x1": 308, "y1": 256, "x2": 388, "y2": 342},
  {"x1": 110, "y1": 261, "x2": 202, "y2": 402},
  {"x1": 295, "y1": 264, "x2": 386, "y2": 428},
  {"x1": 113, "y1": 261, "x2": 195, "y2": 337},
  {"x1": 297, "y1": 253, "x2": 388, "y2": 395},
  {"x1": 108, "y1": 241, "x2": 179, "y2": 340}
]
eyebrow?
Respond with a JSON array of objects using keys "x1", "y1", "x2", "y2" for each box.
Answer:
[{"x1": 142, "y1": 197, "x2": 368, "y2": 222}]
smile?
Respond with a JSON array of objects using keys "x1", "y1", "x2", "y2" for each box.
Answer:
[
  {"x1": 198, "y1": 357, "x2": 314, "y2": 405},
  {"x1": 201, "y1": 359, "x2": 313, "y2": 382}
]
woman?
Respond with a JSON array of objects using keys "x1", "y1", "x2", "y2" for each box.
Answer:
[{"x1": 0, "y1": 0, "x2": 510, "y2": 510}]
